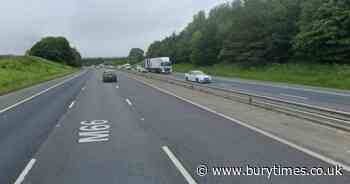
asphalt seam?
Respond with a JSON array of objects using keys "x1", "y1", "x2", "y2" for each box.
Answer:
[{"x1": 128, "y1": 74, "x2": 350, "y2": 172}]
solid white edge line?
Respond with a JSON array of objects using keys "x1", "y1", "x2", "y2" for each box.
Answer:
[
  {"x1": 0, "y1": 71, "x2": 85, "y2": 114},
  {"x1": 14, "y1": 159, "x2": 36, "y2": 184},
  {"x1": 69, "y1": 101, "x2": 76, "y2": 109},
  {"x1": 162, "y1": 146, "x2": 197, "y2": 184},
  {"x1": 132, "y1": 76, "x2": 350, "y2": 172}
]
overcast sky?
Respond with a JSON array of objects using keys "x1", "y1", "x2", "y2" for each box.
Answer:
[{"x1": 0, "y1": 0, "x2": 228, "y2": 57}]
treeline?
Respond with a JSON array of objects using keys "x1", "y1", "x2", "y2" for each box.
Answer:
[
  {"x1": 28, "y1": 37, "x2": 82, "y2": 67},
  {"x1": 82, "y1": 57, "x2": 129, "y2": 66},
  {"x1": 82, "y1": 48, "x2": 145, "y2": 66},
  {"x1": 128, "y1": 48, "x2": 144, "y2": 64},
  {"x1": 147, "y1": 0, "x2": 350, "y2": 65}
]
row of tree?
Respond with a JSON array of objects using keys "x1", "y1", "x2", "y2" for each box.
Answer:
[
  {"x1": 146, "y1": 0, "x2": 350, "y2": 65},
  {"x1": 128, "y1": 48, "x2": 144, "y2": 64},
  {"x1": 28, "y1": 37, "x2": 82, "y2": 67},
  {"x1": 82, "y1": 48, "x2": 144, "y2": 66}
]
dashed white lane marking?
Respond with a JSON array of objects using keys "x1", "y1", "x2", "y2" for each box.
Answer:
[
  {"x1": 0, "y1": 72, "x2": 85, "y2": 114},
  {"x1": 141, "y1": 118, "x2": 145, "y2": 121},
  {"x1": 116, "y1": 85, "x2": 119, "y2": 89},
  {"x1": 125, "y1": 98, "x2": 132, "y2": 106},
  {"x1": 132, "y1": 76, "x2": 350, "y2": 172},
  {"x1": 162, "y1": 146, "x2": 197, "y2": 184},
  {"x1": 82, "y1": 86, "x2": 86, "y2": 91},
  {"x1": 280, "y1": 93, "x2": 308, "y2": 100},
  {"x1": 69, "y1": 101, "x2": 76, "y2": 109},
  {"x1": 14, "y1": 159, "x2": 36, "y2": 184}
]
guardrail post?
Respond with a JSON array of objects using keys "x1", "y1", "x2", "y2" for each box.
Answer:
[{"x1": 249, "y1": 96, "x2": 253, "y2": 105}]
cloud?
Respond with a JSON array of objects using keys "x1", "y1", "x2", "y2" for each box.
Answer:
[{"x1": 0, "y1": 0, "x2": 228, "y2": 57}]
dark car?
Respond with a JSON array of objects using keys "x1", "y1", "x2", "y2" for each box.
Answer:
[{"x1": 102, "y1": 70, "x2": 117, "y2": 83}]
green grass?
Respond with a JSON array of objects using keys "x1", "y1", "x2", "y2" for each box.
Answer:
[
  {"x1": 0, "y1": 56, "x2": 77, "y2": 95},
  {"x1": 174, "y1": 63, "x2": 350, "y2": 90}
]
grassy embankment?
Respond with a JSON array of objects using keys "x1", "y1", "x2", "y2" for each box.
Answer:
[
  {"x1": 0, "y1": 56, "x2": 77, "y2": 95},
  {"x1": 174, "y1": 63, "x2": 350, "y2": 90}
]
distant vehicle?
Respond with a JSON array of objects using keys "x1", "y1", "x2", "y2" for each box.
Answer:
[
  {"x1": 185, "y1": 70, "x2": 212, "y2": 83},
  {"x1": 131, "y1": 65, "x2": 137, "y2": 71},
  {"x1": 102, "y1": 70, "x2": 118, "y2": 83},
  {"x1": 140, "y1": 67, "x2": 148, "y2": 73},
  {"x1": 106, "y1": 65, "x2": 115, "y2": 69},
  {"x1": 119, "y1": 63, "x2": 131, "y2": 70},
  {"x1": 144, "y1": 57, "x2": 172, "y2": 74},
  {"x1": 124, "y1": 64, "x2": 131, "y2": 70},
  {"x1": 136, "y1": 65, "x2": 148, "y2": 73}
]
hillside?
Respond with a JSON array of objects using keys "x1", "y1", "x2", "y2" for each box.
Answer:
[{"x1": 0, "y1": 56, "x2": 76, "y2": 95}]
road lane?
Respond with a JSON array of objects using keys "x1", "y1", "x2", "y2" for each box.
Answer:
[
  {"x1": 173, "y1": 72, "x2": 350, "y2": 112},
  {"x1": 14, "y1": 69, "x2": 350, "y2": 183},
  {"x1": 0, "y1": 70, "x2": 89, "y2": 184},
  {"x1": 117, "y1": 72, "x2": 350, "y2": 183},
  {"x1": 24, "y1": 70, "x2": 186, "y2": 184}
]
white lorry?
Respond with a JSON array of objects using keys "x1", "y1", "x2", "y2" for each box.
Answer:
[{"x1": 144, "y1": 57, "x2": 172, "y2": 74}]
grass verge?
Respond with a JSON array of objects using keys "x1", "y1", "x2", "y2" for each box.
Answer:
[
  {"x1": 0, "y1": 56, "x2": 77, "y2": 95},
  {"x1": 174, "y1": 63, "x2": 350, "y2": 90}
]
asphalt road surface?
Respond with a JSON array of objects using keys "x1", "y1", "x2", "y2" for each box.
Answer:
[
  {"x1": 174, "y1": 72, "x2": 350, "y2": 112},
  {"x1": 1, "y1": 69, "x2": 349, "y2": 184}
]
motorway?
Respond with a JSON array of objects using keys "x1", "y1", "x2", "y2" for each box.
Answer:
[
  {"x1": 174, "y1": 73, "x2": 350, "y2": 112},
  {"x1": 1, "y1": 69, "x2": 350, "y2": 183}
]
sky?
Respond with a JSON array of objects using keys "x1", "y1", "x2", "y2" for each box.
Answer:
[{"x1": 0, "y1": 0, "x2": 229, "y2": 57}]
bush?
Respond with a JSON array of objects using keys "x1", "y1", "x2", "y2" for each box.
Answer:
[{"x1": 29, "y1": 37, "x2": 82, "y2": 67}]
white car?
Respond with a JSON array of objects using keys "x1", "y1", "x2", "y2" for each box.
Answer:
[{"x1": 185, "y1": 70, "x2": 212, "y2": 83}]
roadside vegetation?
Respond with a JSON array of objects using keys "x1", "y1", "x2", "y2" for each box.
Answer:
[
  {"x1": 0, "y1": 56, "x2": 76, "y2": 95},
  {"x1": 28, "y1": 36, "x2": 82, "y2": 67},
  {"x1": 174, "y1": 63, "x2": 350, "y2": 90},
  {"x1": 82, "y1": 48, "x2": 145, "y2": 66},
  {"x1": 111, "y1": 57, "x2": 129, "y2": 66},
  {"x1": 146, "y1": 0, "x2": 350, "y2": 90},
  {"x1": 82, "y1": 57, "x2": 130, "y2": 66}
]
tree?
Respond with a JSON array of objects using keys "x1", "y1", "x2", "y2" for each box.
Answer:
[
  {"x1": 145, "y1": 0, "x2": 350, "y2": 66},
  {"x1": 220, "y1": 0, "x2": 271, "y2": 64},
  {"x1": 70, "y1": 48, "x2": 82, "y2": 67},
  {"x1": 190, "y1": 31, "x2": 204, "y2": 65},
  {"x1": 128, "y1": 48, "x2": 144, "y2": 64},
  {"x1": 294, "y1": 0, "x2": 350, "y2": 63},
  {"x1": 29, "y1": 36, "x2": 82, "y2": 66}
]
